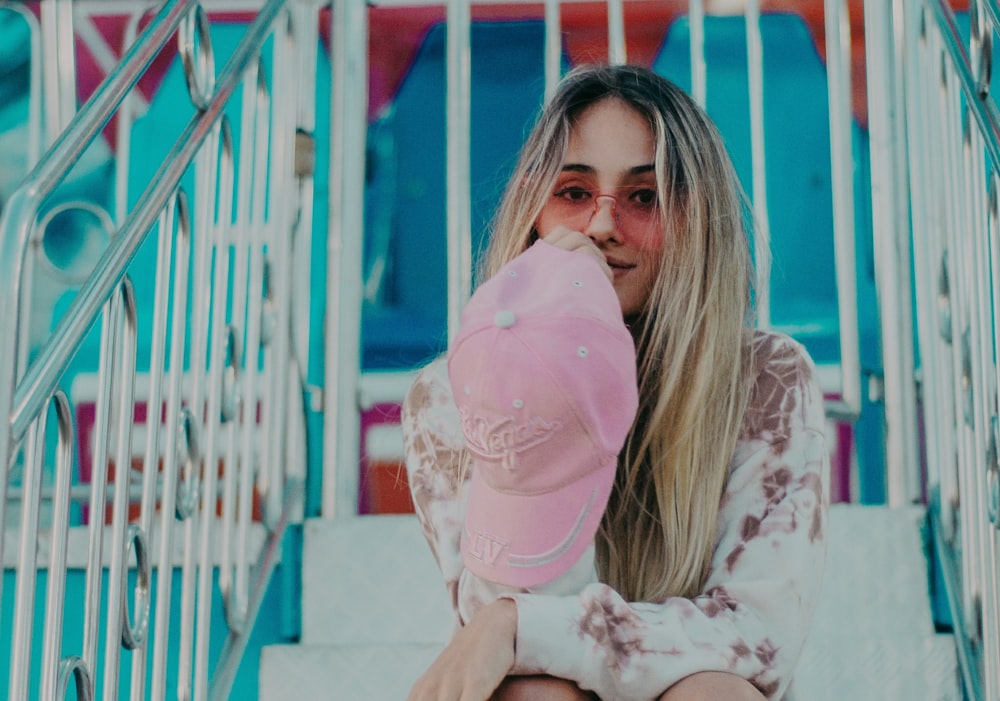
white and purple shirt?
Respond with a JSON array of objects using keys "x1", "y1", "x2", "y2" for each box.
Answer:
[{"x1": 403, "y1": 330, "x2": 829, "y2": 700}]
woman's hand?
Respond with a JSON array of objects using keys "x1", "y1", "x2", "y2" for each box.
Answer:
[
  {"x1": 407, "y1": 598, "x2": 518, "y2": 701},
  {"x1": 540, "y1": 227, "x2": 613, "y2": 283}
]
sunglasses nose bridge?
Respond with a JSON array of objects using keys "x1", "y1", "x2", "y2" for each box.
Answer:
[{"x1": 590, "y1": 193, "x2": 619, "y2": 223}]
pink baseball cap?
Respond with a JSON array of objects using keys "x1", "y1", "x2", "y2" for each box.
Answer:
[{"x1": 448, "y1": 241, "x2": 638, "y2": 588}]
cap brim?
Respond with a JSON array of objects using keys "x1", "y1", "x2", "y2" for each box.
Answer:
[{"x1": 460, "y1": 459, "x2": 615, "y2": 588}]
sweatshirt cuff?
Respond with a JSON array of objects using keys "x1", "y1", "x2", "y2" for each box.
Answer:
[{"x1": 500, "y1": 592, "x2": 583, "y2": 676}]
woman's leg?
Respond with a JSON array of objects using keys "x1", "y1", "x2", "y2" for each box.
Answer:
[
  {"x1": 658, "y1": 672, "x2": 767, "y2": 701},
  {"x1": 490, "y1": 676, "x2": 598, "y2": 701}
]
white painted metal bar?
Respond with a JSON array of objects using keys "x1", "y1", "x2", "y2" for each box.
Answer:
[
  {"x1": 689, "y1": 0, "x2": 706, "y2": 108},
  {"x1": 233, "y1": 58, "x2": 272, "y2": 623},
  {"x1": 863, "y1": 0, "x2": 921, "y2": 506},
  {"x1": 113, "y1": 10, "x2": 147, "y2": 226},
  {"x1": 38, "y1": 392, "x2": 74, "y2": 701},
  {"x1": 128, "y1": 202, "x2": 175, "y2": 701},
  {"x1": 8, "y1": 405, "x2": 48, "y2": 701},
  {"x1": 149, "y1": 189, "x2": 193, "y2": 701},
  {"x1": 822, "y1": 0, "x2": 862, "y2": 421},
  {"x1": 326, "y1": 0, "x2": 368, "y2": 518},
  {"x1": 544, "y1": 0, "x2": 561, "y2": 101},
  {"x1": 607, "y1": 0, "x2": 625, "y2": 65},
  {"x1": 40, "y1": 0, "x2": 78, "y2": 142},
  {"x1": 744, "y1": 0, "x2": 770, "y2": 329},
  {"x1": 100, "y1": 279, "x2": 138, "y2": 701},
  {"x1": 446, "y1": 0, "x2": 472, "y2": 344},
  {"x1": 81, "y1": 293, "x2": 117, "y2": 697},
  {"x1": 193, "y1": 118, "x2": 236, "y2": 701},
  {"x1": 177, "y1": 79, "x2": 221, "y2": 701},
  {"x1": 262, "y1": 7, "x2": 297, "y2": 530}
]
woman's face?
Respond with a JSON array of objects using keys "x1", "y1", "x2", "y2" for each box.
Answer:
[{"x1": 535, "y1": 97, "x2": 666, "y2": 320}]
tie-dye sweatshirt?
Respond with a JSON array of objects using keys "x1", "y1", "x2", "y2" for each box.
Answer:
[{"x1": 402, "y1": 330, "x2": 829, "y2": 700}]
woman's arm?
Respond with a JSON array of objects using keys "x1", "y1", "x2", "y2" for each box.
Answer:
[
  {"x1": 501, "y1": 333, "x2": 829, "y2": 700},
  {"x1": 403, "y1": 334, "x2": 828, "y2": 701},
  {"x1": 402, "y1": 356, "x2": 470, "y2": 621}
]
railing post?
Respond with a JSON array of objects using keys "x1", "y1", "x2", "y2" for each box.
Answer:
[
  {"x1": 325, "y1": 0, "x2": 368, "y2": 518},
  {"x1": 823, "y1": 0, "x2": 862, "y2": 421},
  {"x1": 446, "y1": 0, "x2": 472, "y2": 344},
  {"x1": 864, "y1": 0, "x2": 922, "y2": 506}
]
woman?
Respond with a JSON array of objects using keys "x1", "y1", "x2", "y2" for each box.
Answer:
[{"x1": 402, "y1": 64, "x2": 828, "y2": 701}]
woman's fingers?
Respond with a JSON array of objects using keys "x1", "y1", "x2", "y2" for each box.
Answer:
[
  {"x1": 407, "y1": 599, "x2": 518, "y2": 701},
  {"x1": 539, "y1": 228, "x2": 613, "y2": 282}
]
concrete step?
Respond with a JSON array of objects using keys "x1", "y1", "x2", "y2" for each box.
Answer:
[
  {"x1": 812, "y1": 504, "x2": 938, "y2": 637},
  {"x1": 299, "y1": 514, "x2": 452, "y2": 646},
  {"x1": 262, "y1": 505, "x2": 959, "y2": 699},
  {"x1": 258, "y1": 634, "x2": 958, "y2": 701},
  {"x1": 259, "y1": 643, "x2": 442, "y2": 700},
  {"x1": 794, "y1": 634, "x2": 960, "y2": 700}
]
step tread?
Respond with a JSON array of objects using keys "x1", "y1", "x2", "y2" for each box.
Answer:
[{"x1": 259, "y1": 635, "x2": 959, "y2": 701}]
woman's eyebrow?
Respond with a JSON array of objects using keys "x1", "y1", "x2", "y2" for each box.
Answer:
[
  {"x1": 559, "y1": 163, "x2": 656, "y2": 175},
  {"x1": 629, "y1": 164, "x2": 656, "y2": 175}
]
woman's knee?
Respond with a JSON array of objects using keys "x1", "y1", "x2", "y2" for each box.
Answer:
[
  {"x1": 658, "y1": 672, "x2": 767, "y2": 701},
  {"x1": 491, "y1": 675, "x2": 597, "y2": 701}
]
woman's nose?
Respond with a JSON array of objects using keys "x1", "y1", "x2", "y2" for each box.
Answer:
[{"x1": 585, "y1": 194, "x2": 619, "y2": 243}]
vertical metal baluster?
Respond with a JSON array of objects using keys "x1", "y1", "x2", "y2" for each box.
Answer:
[
  {"x1": 904, "y1": 1, "x2": 939, "y2": 513},
  {"x1": 102, "y1": 279, "x2": 138, "y2": 701},
  {"x1": 823, "y1": 0, "x2": 862, "y2": 421},
  {"x1": 237, "y1": 62, "x2": 274, "y2": 615},
  {"x1": 941, "y1": 55, "x2": 978, "y2": 652},
  {"x1": 178, "y1": 115, "x2": 220, "y2": 701},
  {"x1": 39, "y1": 391, "x2": 74, "y2": 701},
  {"x1": 544, "y1": 0, "x2": 561, "y2": 101},
  {"x1": 8, "y1": 409, "x2": 49, "y2": 701},
  {"x1": 283, "y1": 3, "x2": 314, "y2": 524},
  {"x1": 262, "y1": 9, "x2": 295, "y2": 529},
  {"x1": 325, "y1": 0, "x2": 367, "y2": 518},
  {"x1": 151, "y1": 190, "x2": 193, "y2": 701},
  {"x1": 745, "y1": 0, "x2": 770, "y2": 328},
  {"x1": 130, "y1": 201, "x2": 177, "y2": 700},
  {"x1": 864, "y1": 0, "x2": 921, "y2": 506},
  {"x1": 225, "y1": 58, "x2": 270, "y2": 629},
  {"x1": 113, "y1": 9, "x2": 145, "y2": 228},
  {"x1": 81, "y1": 296, "x2": 119, "y2": 700},
  {"x1": 219, "y1": 59, "x2": 261, "y2": 631},
  {"x1": 39, "y1": 0, "x2": 77, "y2": 144},
  {"x1": 607, "y1": 0, "x2": 625, "y2": 65},
  {"x1": 193, "y1": 117, "x2": 235, "y2": 701},
  {"x1": 446, "y1": 0, "x2": 472, "y2": 345},
  {"x1": 689, "y1": 0, "x2": 706, "y2": 109}
]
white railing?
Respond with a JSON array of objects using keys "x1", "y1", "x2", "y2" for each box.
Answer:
[
  {"x1": 0, "y1": 0, "x2": 315, "y2": 699},
  {"x1": 897, "y1": 0, "x2": 1000, "y2": 697},
  {"x1": 327, "y1": 0, "x2": 867, "y2": 513}
]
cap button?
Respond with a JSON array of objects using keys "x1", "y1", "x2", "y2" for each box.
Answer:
[{"x1": 494, "y1": 309, "x2": 516, "y2": 328}]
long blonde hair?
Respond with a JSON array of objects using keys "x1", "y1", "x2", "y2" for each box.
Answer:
[{"x1": 479, "y1": 64, "x2": 758, "y2": 602}]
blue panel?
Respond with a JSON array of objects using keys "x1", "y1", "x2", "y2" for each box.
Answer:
[{"x1": 361, "y1": 21, "x2": 548, "y2": 370}]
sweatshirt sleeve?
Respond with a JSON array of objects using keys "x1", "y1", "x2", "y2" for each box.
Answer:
[
  {"x1": 505, "y1": 334, "x2": 830, "y2": 701},
  {"x1": 402, "y1": 356, "x2": 470, "y2": 621}
]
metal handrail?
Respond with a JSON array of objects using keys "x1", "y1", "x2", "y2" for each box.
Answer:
[
  {"x1": 0, "y1": 1, "x2": 312, "y2": 699},
  {"x1": 907, "y1": 0, "x2": 1000, "y2": 696}
]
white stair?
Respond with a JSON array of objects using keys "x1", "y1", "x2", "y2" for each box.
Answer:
[{"x1": 259, "y1": 505, "x2": 960, "y2": 700}]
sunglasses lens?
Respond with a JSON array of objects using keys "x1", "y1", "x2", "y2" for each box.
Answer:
[{"x1": 546, "y1": 187, "x2": 658, "y2": 229}]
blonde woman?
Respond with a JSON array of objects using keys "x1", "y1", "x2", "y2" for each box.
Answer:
[{"x1": 402, "y1": 64, "x2": 828, "y2": 701}]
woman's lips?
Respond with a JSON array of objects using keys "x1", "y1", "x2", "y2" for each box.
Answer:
[{"x1": 605, "y1": 256, "x2": 635, "y2": 279}]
